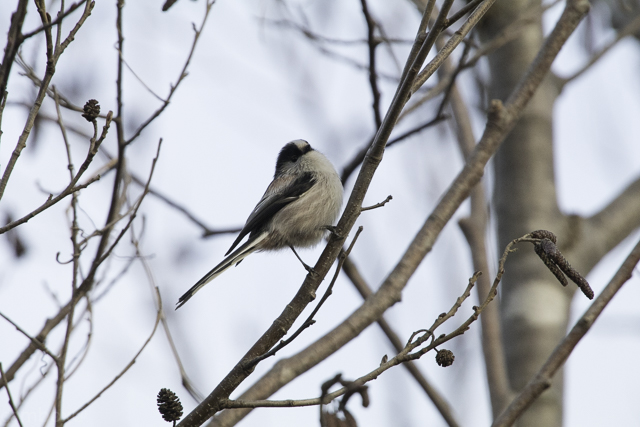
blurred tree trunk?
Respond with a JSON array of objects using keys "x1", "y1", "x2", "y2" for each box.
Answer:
[{"x1": 477, "y1": 1, "x2": 570, "y2": 426}]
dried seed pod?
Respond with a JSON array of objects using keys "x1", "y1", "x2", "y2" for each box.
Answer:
[{"x1": 82, "y1": 99, "x2": 100, "y2": 122}]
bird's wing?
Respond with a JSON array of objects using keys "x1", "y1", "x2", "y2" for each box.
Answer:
[{"x1": 225, "y1": 171, "x2": 316, "y2": 255}]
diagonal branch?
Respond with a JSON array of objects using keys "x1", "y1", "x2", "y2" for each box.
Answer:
[
  {"x1": 359, "y1": 0, "x2": 382, "y2": 128},
  {"x1": 0, "y1": 0, "x2": 28, "y2": 109},
  {"x1": 568, "y1": 175, "x2": 640, "y2": 273}
]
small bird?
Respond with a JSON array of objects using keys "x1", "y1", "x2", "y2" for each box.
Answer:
[{"x1": 176, "y1": 140, "x2": 343, "y2": 308}]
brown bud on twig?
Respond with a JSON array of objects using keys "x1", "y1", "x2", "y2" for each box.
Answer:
[
  {"x1": 82, "y1": 99, "x2": 101, "y2": 122},
  {"x1": 157, "y1": 388, "x2": 183, "y2": 423},
  {"x1": 435, "y1": 349, "x2": 455, "y2": 367},
  {"x1": 530, "y1": 231, "x2": 594, "y2": 300}
]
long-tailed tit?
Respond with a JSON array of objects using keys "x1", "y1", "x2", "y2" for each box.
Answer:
[{"x1": 176, "y1": 140, "x2": 343, "y2": 308}]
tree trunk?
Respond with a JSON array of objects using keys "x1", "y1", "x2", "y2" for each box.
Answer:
[{"x1": 478, "y1": 1, "x2": 571, "y2": 425}]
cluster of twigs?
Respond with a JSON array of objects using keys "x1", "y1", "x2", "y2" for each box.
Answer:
[{"x1": 0, "y1": 1, "x2": 215, "y2": 425}]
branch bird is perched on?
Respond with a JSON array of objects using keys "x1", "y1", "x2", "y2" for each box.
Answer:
[{"x1": 176, "y1": 140, "x2": 343, "y2": 309}]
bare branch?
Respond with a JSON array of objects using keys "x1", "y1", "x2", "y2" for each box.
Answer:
[
  {"x1": 21, "y1": 0, "x2": 88, "y2": 40},
  {"x1": 125, "y1": 0, "x2": 216, "y2": 145},
  {"x1": 359, "y1": 0, "x2": 382, "y2": 128},
  {"x1": 340, "y1": 115, "x2": 446, "y2": 184},
  {"x1": 360, "y1": 195, "x2": 392, "y2": 212},
  {"x1": 0, "y1": 0, "x2": 95, "y2": 201},
  {"x1": 0, "y1": 0, "x2": 28, "y2": 109},
  {"x1": 0, "y1": 111, "x2": 113, "y2": 235},
  {"x1": 572, "y1": 175, "x2": 640, "y2": 272},
  {"x1": 0, "y1": 364, "x2": 24, "y2": 427},
  {"x1": 0, "y1": 311, "x2": 58, "y2": 361}
]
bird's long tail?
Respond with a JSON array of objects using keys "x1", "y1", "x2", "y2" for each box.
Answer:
[{"x1": 176, "y1": 232, "x2": 268, "y2": 309}]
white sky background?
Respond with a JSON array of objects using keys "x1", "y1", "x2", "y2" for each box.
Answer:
[{"x1": 0, "y1": 1, "x2": 639, "y2": 426}]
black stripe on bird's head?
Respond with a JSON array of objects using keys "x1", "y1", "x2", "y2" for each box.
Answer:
[{"x1": 275, "y1": 140, "x2": 313, "y2": 176}]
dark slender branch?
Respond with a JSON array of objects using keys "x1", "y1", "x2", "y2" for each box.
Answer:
[
  {"x1": 436, "y1": 42, "x2": 471, "y2": 118},
  {"x1": 361, "y1": 195, "x2": 392, "y2": 212},
  {"x1": 21, "y1": 0, "x2": 87, "y2": 40},
  {"x1": 124, "y1": 0, "x2": 215, "y2": 145},
  {"x1": 0, "y1": 112, "x2": 112, "y2": 235},
  {"x1": 130, "y1": 174, "x2": 242, "y2": 238},
  {"x1": 63, "y1": 288, "x2": 163, "y2": 423},
  {"x1": 0, "y1": 363, "x2": 24, "y2": 427},
  {"x1": 262, "y1": 17, "x2": 413, "y2": 46},
  {"x1": 443, "y1": 0, "x2": 484, "y2": 29},
  {"x1": 412, "y1": 0, "x2": 495, "y2": 92},
  {"x1": 0, "y1": 0, "x2": 29, "y2": 108},
  {"x1": 360, "y1": 0, "x2": 382, "y2": 128},
  {"x1": 0, "y1": 311, "x2": 58, "y2": 361}
]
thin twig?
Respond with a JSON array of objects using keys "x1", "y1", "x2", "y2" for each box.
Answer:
[
  {"x1": 125, "y1": 0, "x2": 216, "y2": 145},
  {"x1": 0, "y1": 111, "x2": 112, "y2": 235},
  {"x1": 360, "y1": 0, "x2": 382, "y2": 128},
  {"x1": 360, "y1": 195, "x2": 392, "y2": 212},
  {"x1": 54, "y1": 73, "x2": 83, "y2": 426},
  {"x1": 443, "y1": 0, "x2": 485, "y2": 29},
  {"x1": 0, "y1": 0, "x2": 95, "y2": 200},
  {"x1": 131, "y1": 222, "x2": 204, "y2": 402},
  {"x1": 21, "y1": 0, "x2": 88, "y2": 40},
  {"x1": 0, "y1": 364, "x2": 24, "y2": 427},
  {"x1": 0, "y1": 312, "x2": 58, "y2": 360},
  {"x1": 63, "y1": 288, "x2": 164, "y2": 423}
]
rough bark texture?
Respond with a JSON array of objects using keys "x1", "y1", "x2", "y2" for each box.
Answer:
[{"x1": 478, "y1": 1, "x2": 569, "y2": 426}]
